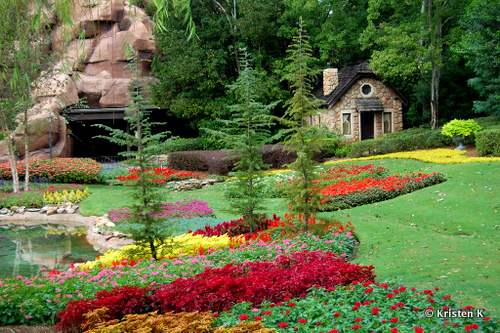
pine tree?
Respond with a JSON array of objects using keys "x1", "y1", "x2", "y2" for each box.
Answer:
[
  {"x1": 94, "y1": 46, "x2": 174, "y2": 260},
  {"x1": 207, "y1": 51, "x2": 276, "y2": 231},
  {"x1": 278, "y1": 18, "x2": 325, "y2": 230}
]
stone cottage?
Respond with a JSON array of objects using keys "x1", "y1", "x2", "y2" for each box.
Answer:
[{"x1": 311, "y1": 62, "x2": 408, "y2": 142}]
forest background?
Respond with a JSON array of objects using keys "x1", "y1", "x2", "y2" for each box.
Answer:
[{"x1": 146, "y1": 0, "x2": 499, "y2": 150}]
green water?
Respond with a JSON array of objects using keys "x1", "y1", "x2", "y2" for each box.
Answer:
[{"x1": 0, "y1": 223, "x2": 99, "y2": 278}]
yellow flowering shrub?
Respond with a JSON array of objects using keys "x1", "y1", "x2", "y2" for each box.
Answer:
[
  {"x1": 82, "y1": 233, "x2": 245, "y2": 269},
  {"x1": 325, "y1": 148, "x2": 500, "y2": 165},
  {"x1": 43, "y1": 188, "x2": 90, "y2": 204}
]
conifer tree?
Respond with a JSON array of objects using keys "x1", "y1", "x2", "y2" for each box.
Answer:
[
  {"x1": 208, "y1": 51, "x2": 276, "y2": 231},
  {"x1": 95, "y1": 46, "x2": 174, "y2": 260},
  {"x1": 278, "y1": 18, "x2": 325, "y2": 229}
]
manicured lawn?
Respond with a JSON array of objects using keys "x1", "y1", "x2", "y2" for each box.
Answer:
[
  {"x1": 317, "y1": 159, "x2": 500, "y2": 316},
  {"x1": 81, "y1": 158, "x2": 500, "y2": 316}
]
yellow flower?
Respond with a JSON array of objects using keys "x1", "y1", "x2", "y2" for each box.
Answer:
[{"x1": 324, "y1": 148, "x2": 500, "y2": 165}]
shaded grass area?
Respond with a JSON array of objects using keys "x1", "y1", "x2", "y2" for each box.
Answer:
[{"x1": 80, "y1": 159, "x2": 499, "y2": 316}]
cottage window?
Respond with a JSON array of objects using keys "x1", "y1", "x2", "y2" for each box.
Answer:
[
  {"x1": 383, "y1": 112, "x2": 392, "y2": 134},
  {"x1": 342, "y1": 113, "x2": 352, "y2": 135},
  {"x1": 361, "y1": 84, "x2": 372, "y2": 96}
]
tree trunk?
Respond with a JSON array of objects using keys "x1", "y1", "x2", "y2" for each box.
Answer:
[
  {"x1": 24, "y1": 109, "x2": 30, "y2": 192},
  {"x1": 430, "y1": 61, "x2": 440, "y2": 130},
  {"x1": 6, "y1": 133, "x2": 20, "y2": 193}
]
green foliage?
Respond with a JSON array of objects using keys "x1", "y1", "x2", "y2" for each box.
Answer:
[
  {"x1": 458, "y1": 0, "x2": 500, "y2": 116},
  {"x1": 476, "y1": 129, "x2": 500, "y2": 157},
  {"x1": 361, "y1": 0, "x2": 470, "y2": 128},
  {"x1": 441, "y1": 119, "x2": 482, "y2": 138},
  {"x1": 162, "y1": 137, "x2": 202, "y2": 153},
  {"x1": 0, "y1": 190, "x2": 44, "y2": 209},
  {"x1": 277, "y1": 19, "x2": 326, "y2": 228},
  {"x1": 348, "y1": 127, "x2": 453, "y2": 158},
  {"x1": 205, "y1": 52, "x2": 277, "y2": 225},
  {"x1": 93, "y1": 47, "x2": 174, "y2": 260},
  {"x1": 151, "y1": 1, "x2": 232, "y2": 123}
]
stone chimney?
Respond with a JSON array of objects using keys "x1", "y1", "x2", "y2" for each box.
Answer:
[{"x1": 323, "y1": 68, "x2": 338, "y2": 96}]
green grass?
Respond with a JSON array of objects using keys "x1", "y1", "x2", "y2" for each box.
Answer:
[
  {"x1": 80, "y1": 159, "x2": 500, "y2": 316},
  {"x1": 81, "y1": 183, "x2": 287, "y2": 221}
]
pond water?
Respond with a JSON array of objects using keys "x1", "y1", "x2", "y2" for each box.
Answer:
[{"x1": 0, "y1": 223, "x2": 100, "y2": 278}]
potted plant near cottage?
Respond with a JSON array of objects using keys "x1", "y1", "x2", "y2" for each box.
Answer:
[{"x1": 441, "y1": 119, "x2": 482, "y2": 150}]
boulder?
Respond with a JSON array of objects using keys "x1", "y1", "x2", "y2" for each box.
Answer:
[
  {"x1": 35, "y1": 73, "x2": 79, "y2": 106},
  {"x1": 56, "y1": 208, "x2": 66, "y2": 214},
  {"x1": 10, "y1": 206, "x2": 19, "y2": 212},
  {"x1": 99, "y1": 78, "x2": 131, "y2": 107},
  {"x1": 14, "y1": 111, "x2": 59, "y2": 156},
  {"x1": 46, "y1": 207, "x2": 58, "y2": 215}
]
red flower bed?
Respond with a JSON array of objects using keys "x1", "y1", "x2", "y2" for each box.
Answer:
[
  {"x1": 320, "y1": 172, "x2": 445, "y2": 211},
  {"x1": 117, "y1": 167, "x2": 199, "y2": 183},
  {"x1": 0, "y1": 158, "x2": 101, "y2": 184},
  {"x1": 56, "y1": 251, "x2": 374, "y2": 331},
  {"x1": 57, "y1": 285, "x2": 154, "y2": 332},
  {"x1": 152, "y1": 250, "x2": 375, "y2": 313},
  {"x1": 314, "y1": 164, "x2": 388, "y2": 184}
]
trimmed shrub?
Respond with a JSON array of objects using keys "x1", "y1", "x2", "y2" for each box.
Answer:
[
  {"x1": 476, "y1": 129, "x2": 500, "y2": 156},
  {"x1": 168, "y1": 146, "x2": 324, "y2": 176},
  {"x1": 167, "y1": 150, "x2": 238, "y2": 175},
  {"x1": 348, "y1": 127, "x2": 452, "y2": 158}
]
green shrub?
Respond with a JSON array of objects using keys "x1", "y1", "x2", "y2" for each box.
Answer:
[
  {"x1": 474, "y1": 116, "x2": 500, "y2": 130},
  {"x1": 163, "y1": 137, "x2": 202, "y2": 153},
  {"x1": 348, "y1": 127, "x2": 453, "y2": 158},
  {"x1": 441, "y1": 119, "x2": 482, "y2": 138},
  {"x1": 476, "y1": 129, "x2": 500, "y2": 156}
]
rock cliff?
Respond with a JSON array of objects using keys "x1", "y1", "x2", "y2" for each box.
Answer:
[{"x1": 0, "y1": 0, "x2": 157, "y2": 162}]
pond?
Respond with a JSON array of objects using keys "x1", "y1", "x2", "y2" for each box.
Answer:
[{"x1": 0, "y1": 223, "x2": 100, "y2": 278}]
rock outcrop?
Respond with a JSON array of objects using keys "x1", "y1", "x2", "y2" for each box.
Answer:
[{"x1": 0, "y1": 0, "x2": 157, "y2": 163}]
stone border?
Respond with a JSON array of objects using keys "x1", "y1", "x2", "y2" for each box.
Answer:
[{"x1": 0, "y1": 213, "x2": 132, "y2": 253}]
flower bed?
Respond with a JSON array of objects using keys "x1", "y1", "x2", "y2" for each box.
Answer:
[
  {"x1": 108, "y1": 198, "x2": 214, "y2": 223},
  {"x1": 0, "y1": 226, "x2": 355, "y2": 326},
  {"x1": 0, "y1": 158, "x2": 101, "y2": 183},
  {"x1": 57, "y1": 251, "x2": 375, "y2": 331},
  {"x1": 320, "y1": 172, "x2": 445, "y2": 211},
  {"x1": 0, "y1": 184, "x2": 89, "y2": 209},
  {"x1": 326, "y1": 148, "x2": 500, "y2": 164},
  {"x1": 216, "y1": 282, "x2": 498, "y2": 333},
  {"x1": 116, "y1": 167, "x2": 199, "y2": 183}
]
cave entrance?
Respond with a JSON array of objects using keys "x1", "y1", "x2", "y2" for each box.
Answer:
[{"x1": 64, "y1": 107, "x2": 196, "y2": 162}]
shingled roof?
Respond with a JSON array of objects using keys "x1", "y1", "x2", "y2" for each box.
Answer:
[{"x1": 312, "y1": 61, "x2": 408, "y2": 109}]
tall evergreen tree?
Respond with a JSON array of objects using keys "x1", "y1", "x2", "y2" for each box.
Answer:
[
  {"x1": 95, "y1": 47, "x2": 174, "y2": 260},
  {"x1": 278, "y1": 18, "x2": 325, "y2": 229},
  {"x1": 211, "y1": 51, "x2": 277, "y2": 230}
]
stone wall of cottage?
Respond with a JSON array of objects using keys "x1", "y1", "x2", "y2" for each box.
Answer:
[{"x1": 313, "y1": 78, "x2": 403, "y2": 142}]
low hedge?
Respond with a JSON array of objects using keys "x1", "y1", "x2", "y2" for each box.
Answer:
[
  {"x1": 476, "y1": 129, "x2": 500, "y2": 157},
  {"x1": 168, "y1": 145, "x2": 323, "y2": 176},
  {"x1": 348, "y1": 127, "x2": 453, "y2": 158}
]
